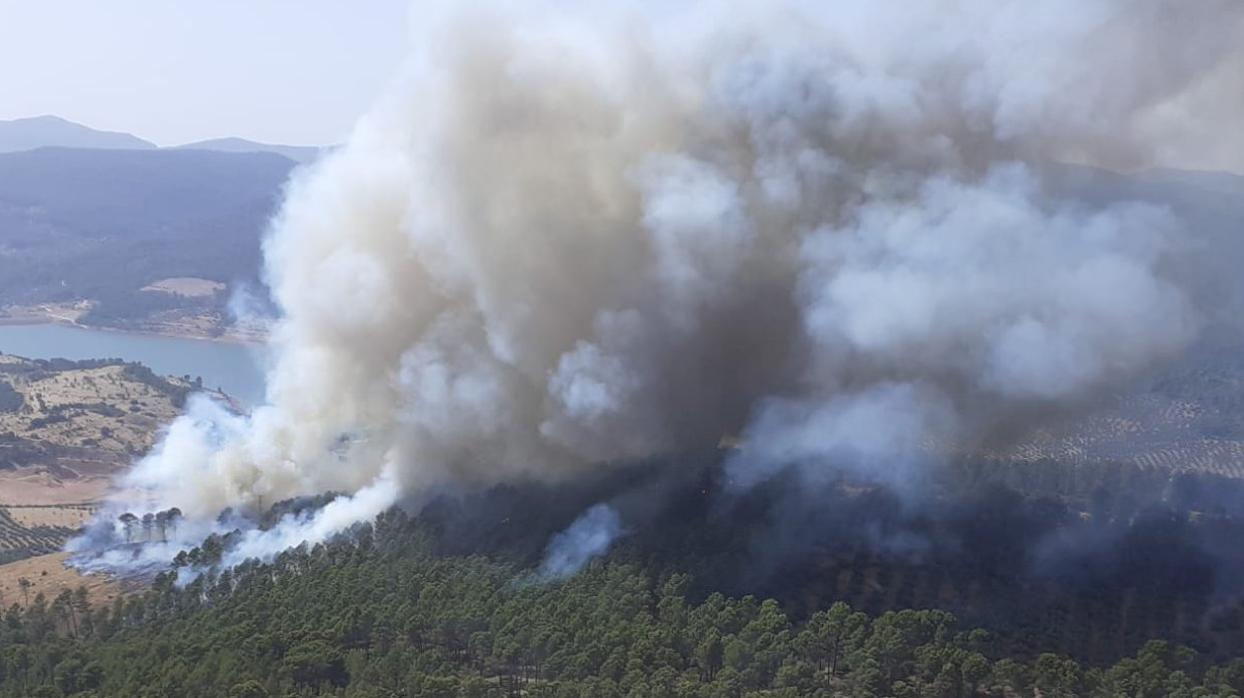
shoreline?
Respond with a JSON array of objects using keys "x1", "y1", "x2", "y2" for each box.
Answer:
[{"x1": 0, "y1": 313, "x2": 268, "y2": 346}]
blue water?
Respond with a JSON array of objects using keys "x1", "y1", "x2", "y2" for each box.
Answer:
[{"x1": 0, "y1": 323, "x2": 267, "y2": 405}]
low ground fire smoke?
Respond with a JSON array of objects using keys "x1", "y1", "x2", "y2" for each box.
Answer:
[{"x1": 72, "y1": 1, "x2": 1244, "y2": 575}]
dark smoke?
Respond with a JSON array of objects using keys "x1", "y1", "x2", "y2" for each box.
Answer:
[{"x1": 68, "y1": 1, "x2": 1244, "y2": 586}]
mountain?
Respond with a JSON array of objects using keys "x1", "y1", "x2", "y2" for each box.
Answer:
[
  {"x1": 0, "y1": 115, "x2": 156, "y2": 152},
  {"x1": 0, "y1": 147, "x2": 295, "y2": 240},
  {"x1": 174, "y1": 136, "x2": 322, "y2": 164},
  {"x1": 0, "y1": 116, "x2": 324, "y2": 164}
]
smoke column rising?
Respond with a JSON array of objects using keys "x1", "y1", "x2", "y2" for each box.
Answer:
[
  {"x1": 72, "y1": 0, "x2": 1244, "y2": 570},
  {"x1": 540, "y1": 504, "x2": 625, "y2": 579}
]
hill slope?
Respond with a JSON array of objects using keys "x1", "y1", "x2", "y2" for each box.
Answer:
[
  {"x1": 0, "y1": 353, "x2": 201, "y2": 509},
  {"x1": 0, "y1": 146, "x2": 295, "y2": 330}
]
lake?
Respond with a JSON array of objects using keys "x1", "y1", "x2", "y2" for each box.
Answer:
[{"x1": 0, "y1": 323, "x2": 267, "y2": 405}]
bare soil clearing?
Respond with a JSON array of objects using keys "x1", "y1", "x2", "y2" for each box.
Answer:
[{"x1": 140, "y1": 277, "x2": 226, "y2": 298}]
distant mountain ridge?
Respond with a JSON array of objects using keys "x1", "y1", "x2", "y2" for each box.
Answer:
[
  {"x1": 0, "y1": 115, "x2": 322, "y2": 163},
  {"x1": 0, "y1": 115, "x2": 157, "y2": 152},
  {"x1": 174, "y1": 136, "x2": 321, "y2": 164}
]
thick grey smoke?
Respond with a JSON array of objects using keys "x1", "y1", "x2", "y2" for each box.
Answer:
[{"x1": 72, "y1": 0, "x2": 1244, "y2": 570}]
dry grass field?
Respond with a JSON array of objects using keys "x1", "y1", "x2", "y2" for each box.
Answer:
[
  {"x1": 0, "y1": 354, "x2": 183, "y2": 460},
  {"x1": 5, "y1": 504, "x2": 97, "y2": 528},
  {"x1": 0, "y1": 551, "x2": 124, "y2": 610},
  {"x1": 0, "y1": 354, "x2": 194, "y2": 510}
]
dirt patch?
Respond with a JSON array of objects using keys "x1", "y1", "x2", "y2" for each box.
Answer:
[{"x1": 140, "y1": 277, "x2": 225, "y2": 298}]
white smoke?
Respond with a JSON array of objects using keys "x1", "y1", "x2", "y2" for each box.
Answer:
[
  {"x1": 226, "y1": 281, "x2": 278, "y2": 338},
  {"x1": 72, "y1": 0, "x2": 1244, "y2": 572},
  {"x1": 540, "y1": 504, "x2": 626, "y2": 579}
]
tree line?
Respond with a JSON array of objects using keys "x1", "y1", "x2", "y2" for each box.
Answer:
[{"x1": 1, "y1": 508, "x2": 1243, "y2": 696}]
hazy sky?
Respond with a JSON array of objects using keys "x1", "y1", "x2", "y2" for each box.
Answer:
[{"x1": 0, "y1": 1, "x2": 411, "y2": 146}]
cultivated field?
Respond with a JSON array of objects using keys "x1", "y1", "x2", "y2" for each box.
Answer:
[
  {"x1": 0, "y1": 506, "x2": 77, "y2": 565},
  {"x1": 989, "y1": 395, "x2": 1244, "y2": 478}
]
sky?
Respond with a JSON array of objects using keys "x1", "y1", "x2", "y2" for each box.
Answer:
[{"x1": 0, "y1": 1, "x2": 411, "y2": 146}]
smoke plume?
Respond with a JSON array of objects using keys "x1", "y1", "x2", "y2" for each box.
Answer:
[
  {"x1": 540, "y1": 503, "x2": 625, "y2": 579},
  {"x1": 73, "y1": 0, "x2": 1244, "y2": 571}
]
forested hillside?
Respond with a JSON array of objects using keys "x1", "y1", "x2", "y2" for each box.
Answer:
[
  {"x1": 4, "y1": 505, "x2": 1244, "y2": 697},
  {"x1": 0, "y1": 147, "x2": 293, "y2": 332}
]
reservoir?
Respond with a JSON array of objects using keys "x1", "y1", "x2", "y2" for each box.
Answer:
[{"x1": 0, "y1": 323, "x2": 267, "y2": 405}]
